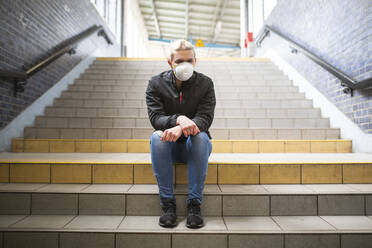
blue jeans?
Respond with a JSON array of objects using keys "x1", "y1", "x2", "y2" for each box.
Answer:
[{"x1": 150, "y1": 131, "x2": 212, "y2": 204}]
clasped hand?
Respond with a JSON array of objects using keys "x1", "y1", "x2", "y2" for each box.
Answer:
[{"x1": 160, "y1": 115, "x2": 200, "y2": 142}]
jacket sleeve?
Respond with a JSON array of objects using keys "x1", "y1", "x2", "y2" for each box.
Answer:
[
  {"x1": 192, "y1": 79, "x2": 216, "y2": 132},
  {"x1": 145, "y1": 79, "x2": 178, "y2": 130}
]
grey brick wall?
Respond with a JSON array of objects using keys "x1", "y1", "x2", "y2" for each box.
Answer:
[
  {"x1": 257, "y1": 0, "x2": 372, "y2": 133},
  {"x1": 0, "y1": 0, "x2": 119, "y2": 130}
]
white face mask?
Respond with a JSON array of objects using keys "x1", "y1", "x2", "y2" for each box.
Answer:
[{"x1": 173, "y1": 62, "x2": 194, "y2": 81}]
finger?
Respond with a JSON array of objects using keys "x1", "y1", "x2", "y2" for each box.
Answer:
[
  {"x1": 169, "y1": 131, "x2": 176, "y2": 141},
  {"x1": 193, "y1": 126, "x2": 200, "y2": 135},
  {"x1": 188, "y1": 128, "x2": 193, "y2": 136},
  {"x1": 186, "y1": 128, "x2": 192, "y2": 137},
  {"x1": 183, "y1": 128, "x2": 188, "y2": 137},
  {"x1": 163, "y1": 130, "x2": 170, "y2": 142},
  {"x1": 195, "y1": 124, "x2": 200, "y2": 132},
  {"x1": 165, "y1": 131, "x2": 172, "y2": 142},
  {"x1": 190, "y1": 126, "x2": 196, "y2": 135},
  {"x1": 187, "y1": 127, "x2": 192, "y2": 136},
  {"x1": 171, "y1": 132, "x2": 177, "y2": 142}
]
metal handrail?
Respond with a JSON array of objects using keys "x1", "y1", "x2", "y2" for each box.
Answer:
[
  {"x1": 0, "y1": 25, "x2": 113, "y2": 96},
  {"x1": 255, "y1": 25, "x2": 372, "y2": 96}
]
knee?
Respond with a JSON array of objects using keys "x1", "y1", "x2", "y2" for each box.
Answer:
[
  {"x1": 151, "y1": 130, "x2": 163, "y2": 141},
  {"x1": 188, "y1": 132, "x2": 211, "y2": 150},
  {"x1": 191, "y1": 132, "x2": 209, "y2": 143},
  {"x1": 150, "y1": 130, "x2": 163, "y2": 146}
]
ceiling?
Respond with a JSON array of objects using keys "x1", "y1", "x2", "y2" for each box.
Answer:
[{"x1": 138, "y1": 0, "x2": 241, "y2": 55}]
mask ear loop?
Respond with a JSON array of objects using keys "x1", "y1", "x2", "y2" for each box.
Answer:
[{"x1": 172, "y1": 64, "x2": 177, "y2": 77}]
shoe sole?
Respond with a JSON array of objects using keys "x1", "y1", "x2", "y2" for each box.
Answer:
[
  {"x1": 159, "y1": 221, "x2": 177, "y2": 228},
  {"x1": 186, "y1": 223, "x2": 204, "y2": 229}
]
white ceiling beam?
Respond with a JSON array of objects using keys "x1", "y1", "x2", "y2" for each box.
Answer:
[
  {"x1": 208, "y1": 0, "x2": 222, "y2": 43},
  {"x1": 188, "y1": 12, "x2": 214, "y2": 20},
  {"x1": 140, "y1": 0, "x2": 241, "y2": 49},
  {"x1": 212, "y1": 0, "x2": 230, "y2": 43},
  {"x1": 159, "y1": 22, "x2": 185, "y2": 28},
  {"x1": 160, "y1": 27, "x2": 187, "y2": 35},
  {"x1": 150, "y1": 0, "x2": 161, "y2": 38},
  {"x1": 185, "y1": 0, "x2": 189, "y2": 39}
]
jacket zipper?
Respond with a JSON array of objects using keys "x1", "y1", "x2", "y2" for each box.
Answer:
[{"x1": 179, "y1": 91, "x2": 182, "y2": 103}]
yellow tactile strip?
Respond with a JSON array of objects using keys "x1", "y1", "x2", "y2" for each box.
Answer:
[
  {"x1": 1, "y1": 162, "x2": 371, "y2": 184},
  {"x1": 96, "y1": 57, "x2": 271, "y2": 62},
  {"x1": 12, "y1": 139, "x2": 352, "y2": 153}
]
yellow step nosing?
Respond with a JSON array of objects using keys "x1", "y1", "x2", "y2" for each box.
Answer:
[
  {"x1": 2, "y1": 161, "x2": 371, "y2": 165},
  {"x1": 12, "y1": 139, "x2": 353, "y2": 153},
  {"x1": 6, "y1": 162, "x2": 372, "y2": 184},
  {"x1": 13, "y1": 138, "x2": 352, "y2": 142}
]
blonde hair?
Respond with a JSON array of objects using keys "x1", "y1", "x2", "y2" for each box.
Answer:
[{"x1": 169, "y1": 39, "x2": 196, "y2": 61}]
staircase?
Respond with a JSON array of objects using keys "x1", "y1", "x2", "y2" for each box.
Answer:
[{"x1": 1, "y1": 58, "x2": 372, "y2": 247}]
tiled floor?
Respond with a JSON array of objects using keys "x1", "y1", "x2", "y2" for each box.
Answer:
[
  {"x1": 303, "y1": 184, "x2": 360, "y2": 193},
  {"x1": 127, "y1": 184, "x2": 158, "y2": 193},
  {"x1": 2, "y1": 215, "x2": 372, "y2": 233},
  {"x1": 224, "y1": 216, "x2": 281, "y2": 231},
  {"x1": 320, "y1": 216, "x2": 372, "y2": 230},
  {"x1": 1, "y1": 183, "x2": 372, "y2": 194},
  {"x1": 174, "y1": 184, "x2": 221, "y2": 194},
  {"x1": 0, "y1": 183, "x2": 47, "y2": 192},
  {"x1": 2, "y1": 152, "x2": 372, "y2": 164},
  {"x1": 219, "y1": 185, "x2": 268, "y2": 194},
  {"x1": 346, "y1": 184, "x2": 372, "y2": 192},
  {"x1": 0, "y1": 215, "x2": 27, "y2": 228},
  {"x1": 262, "y1": 184, "x2": 314, "y2": 194},
  {"x1": 36, "y1": 184, "x2": 91, "y2": 193},
  {"x1": 272, "y1": 216, "x2": 335, "y2": 231},
  {"x1": 64, "y1": 215, "x2": 124, "y2": 229},
  {"x1": 9, "y1": 215, "x2": 75, "y2": 229},
  {"x1": 81, "y1": 184, "x2": 133, "y2": 193}
]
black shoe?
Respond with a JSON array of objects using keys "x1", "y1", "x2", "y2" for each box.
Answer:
[
  {"x1": 186, "y1": 198, "x2": 204, "y2": 228},
  {"x1": 159, "y1": 198, "x2": 177, "y2": 228}
]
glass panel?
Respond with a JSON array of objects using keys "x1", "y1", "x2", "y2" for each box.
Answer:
[
  {"x1": 264, "y1": 0, "x2": 277, "y2": 20},
  {"x1": 90, "y1": 0, "x2": 121, "y2": 43},
  {"x1": 252, "y1": 0, "x2": 264, "y2": 36},
  {"x1": 248, "y1": 0, "x2": 277, "y2": 39}
]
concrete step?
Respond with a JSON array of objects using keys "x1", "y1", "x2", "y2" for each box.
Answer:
[
  {"x1": 70, "y1": 82, "x2": 300, "y2": 93},
  {"x1": 22, "y1": 127, "x2": 341, "y2": 140},
  {"x1": 90, "y1": 61, "x2": 276, "y2": 67},
  {"x1": 1, "y1": 152, "x2": 371, "y2": 184},
  {"x1": 1, "y1": 214, "x2": 372, "y2": 248},
  {"x1": 60, "y1": 90, "x2": 307, "y2": 100},
  {"x1": 89, "y1": 60, "x2": 278, "y2": 66},
  {"x1": 1, "y1": 183, "x2": 372, "y2": 216},
  {"x1": 72, "y1": 78, "x2": 294, "y2": 85},
  {"x1": 90, "y1": 63, "x2": 278, "y2": 69},
  {"x1": 52, "y1": 98, "x2": 313, "y2": 108},
  {"x1": 82, "y1": 71, "x2": 287, "y2": 79},
  {"x1": 33, "y1": 116, "x2": 330, "y2": 129},
  {"x1": 84, "y1": 67, "x2": 284, "y2": 74},
  {"x1": 44, "y1": 106, "x2": 322, "y2": 118},
  {"x1": 81, "y1": 72, "x2": 285, "y2": 79},
  {"x1": 79, "y1": 73, "x2": 289, "y2": 81},
  {"x1": 70, "y1": 79, "x2": 294, "y2": 87}
]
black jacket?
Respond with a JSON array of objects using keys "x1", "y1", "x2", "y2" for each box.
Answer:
[{"x1": 145, "y1": 69, "x2": 216, "y2": 141}]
